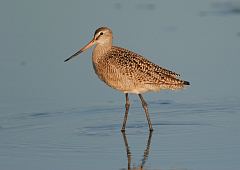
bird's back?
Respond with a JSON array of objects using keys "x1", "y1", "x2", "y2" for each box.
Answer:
[{"x1": 93, "y1": 46, "x2": 189, "y2": 94}]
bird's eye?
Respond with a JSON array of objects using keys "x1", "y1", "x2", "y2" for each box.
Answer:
[{"x1": 100, "y1": 32, "x2": 103, "y2": 35}]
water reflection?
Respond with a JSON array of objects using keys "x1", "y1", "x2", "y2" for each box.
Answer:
[{"x1": 121, "y1": 131, "x2": 153, "y2": 170}]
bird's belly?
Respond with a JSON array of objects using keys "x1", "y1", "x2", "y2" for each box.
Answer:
[
  {"x1": 92, "y1": 62, "x2": 137, "y2": 92},
  {"x1": 92, "y1": 62, "x2": 160, "y2": 94}
]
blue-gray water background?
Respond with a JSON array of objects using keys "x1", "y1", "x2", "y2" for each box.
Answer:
[{"x1": 0, "y1": 0, "x2": 240, "y2": 170}]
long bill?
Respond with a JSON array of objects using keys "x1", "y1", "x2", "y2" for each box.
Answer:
[{"x1": 64, "y1": 38, "x2": 95, "y2": 62}]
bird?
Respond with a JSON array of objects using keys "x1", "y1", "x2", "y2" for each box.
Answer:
[{"x1": 64, "y1": 27, "x2": 190, "y2": 131}]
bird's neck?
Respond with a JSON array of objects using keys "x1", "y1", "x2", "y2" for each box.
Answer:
[{"x1": 92, "y1": 43, "x2": 112, "y2": 62}]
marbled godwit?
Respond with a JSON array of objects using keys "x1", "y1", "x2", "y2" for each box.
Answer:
[{"x1": 64, "y1": 27, "x2": 190, "y2": 131}]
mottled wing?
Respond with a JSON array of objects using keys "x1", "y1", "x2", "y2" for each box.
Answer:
[
  {"x1": 108, "y1": 46, "x2": 186, "y2": 90},
  {"x1": 112, "y1": 46, "x2": 180, "y2": 78}
]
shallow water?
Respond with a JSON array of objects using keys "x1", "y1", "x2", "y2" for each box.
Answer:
[
  {"x1": 0, "y1": 98, "x2": 240, "y2": 170},
  {"x1": 1, "y1": 0, "x2": 240, "y2": 169}
]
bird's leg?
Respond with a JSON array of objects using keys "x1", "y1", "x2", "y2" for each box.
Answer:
[
  {"x1": 121, "y1": 93, "x2": 130, "y2": 132},
  {"x1": 138, "y1": 94, "x2": 153, "y2": 131}
]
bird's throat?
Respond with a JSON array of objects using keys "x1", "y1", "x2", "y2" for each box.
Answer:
[{"x1": 92, "y1": 44, "x2": 112, "y2": 63}]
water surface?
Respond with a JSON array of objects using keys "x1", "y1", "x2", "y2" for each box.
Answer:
[{"x1": 0, "y1": 0, "x2": 240, "y2": 169}]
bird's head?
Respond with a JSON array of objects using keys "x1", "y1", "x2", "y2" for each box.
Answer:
[{"x1": 64, "y1": 27, "x2": 112, "y2": 62}]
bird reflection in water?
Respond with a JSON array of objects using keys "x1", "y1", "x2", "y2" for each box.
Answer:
[{"x1": 121, "y1": 131, "x2": 153, "y2": 170}]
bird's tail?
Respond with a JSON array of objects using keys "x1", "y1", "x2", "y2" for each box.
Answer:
[
  {"x1": 183, "y1": 81, "x2": 190, "y2": 85},
  {"x1": 175, "y1": 79, "x2": 190, "y2": 90},
  {"x1": 159, "y1": 78, "x2": 190, "y2": 90}
]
